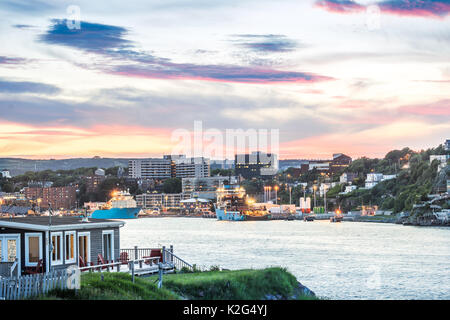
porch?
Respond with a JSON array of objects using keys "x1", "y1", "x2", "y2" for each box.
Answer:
[{"x1": 78, "y1": 246, "x2": 193, "y2": 276}]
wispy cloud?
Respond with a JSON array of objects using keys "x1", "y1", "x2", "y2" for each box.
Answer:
[
  {"x1": 399, "y1": 99, "x2": 450, "y2": 116},
  {"x1": 0, "y1": 56, "x2": 28, "y2": 65},
  {"x1": 39, "y1": 19, "x2": 332, "y2": 84},
  {"x1": 0, "y1": 78, "x2": 60, "y2": 95},
  {"x1": 315, "y1": 0, "x2": 365, "y2": 13},
  {"x1": 230, "y1": 34, "x2": 300, "y2": 53},
  {"x1": 315, "y1": 0, "x2": 450, "y2": 18}
]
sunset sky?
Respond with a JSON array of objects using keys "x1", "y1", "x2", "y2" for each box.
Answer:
[{"x1": 0, "y1": 0, "x2": 449, "y2": 160}]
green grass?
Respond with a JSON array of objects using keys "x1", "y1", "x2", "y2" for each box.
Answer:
[
  {"x1": 38, "y1": 268, "x2": 317, "y2": 300},
  {"x1": 41, "y1": 272, "x2": 179, "y2": 300},
  {"x1": 151, "y1": 267, "x2": 317, "y2": 300}
]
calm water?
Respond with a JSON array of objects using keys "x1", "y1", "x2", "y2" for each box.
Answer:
[{"x1": 120, "y1": 218, "x2": 450, "y2": 300}]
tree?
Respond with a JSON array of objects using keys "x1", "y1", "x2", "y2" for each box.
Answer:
[{"x1": 162, "y1": 178, "x2": 182, "y2": 194}]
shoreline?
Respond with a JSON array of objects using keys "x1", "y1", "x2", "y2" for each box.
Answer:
[{"x1": 136, "y1": 214, "x2": 450, "y2": 227}]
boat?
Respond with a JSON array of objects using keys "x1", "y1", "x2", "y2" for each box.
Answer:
[
  {"x1": 215, "y1": 185, "x2": 270, "y2": 221},
  {"x1": 91, "y1": 190, "x2": 141, "y2": 219}
]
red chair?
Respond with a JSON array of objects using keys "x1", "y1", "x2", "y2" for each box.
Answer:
[
  {"x1": 119, "y1": 252, "x2": 129, "y2": 265},
  {"x1": 25, "y1": 259, "x2": 44, "y2": 274},
  {"x1": 97, "y1": 254, "x2": 107, "y2": 265},
  {"x1": 79, "y1": 255, "x2": 88, "y2": 268},
  {"x1": 150, "y1": 249, "x2": 163, "y2": 263}
]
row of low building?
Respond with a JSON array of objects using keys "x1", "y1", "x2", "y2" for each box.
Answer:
[{"x1": 135, "y1": 175, "x2": 239, "y2": 210}]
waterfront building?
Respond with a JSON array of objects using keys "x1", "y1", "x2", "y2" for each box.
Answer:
[
  {"x1": 24, "y1": 186, "x2": 77, "y2": 210},
  {"x1": 135, "y1": 192, "x2": 190, "y2": 210},
  {"x1": 235, "y1": 151, "x2": 278, "y2": 179},
  {"x1": 0, "y1": 216, "x2": 123, "y2": 276},
  {"x1": 180, "y1": 198, "x2": 211, "y2": 214},
  {"x1": 182, "y1": 176, "x2": 238, "y2": 200}
]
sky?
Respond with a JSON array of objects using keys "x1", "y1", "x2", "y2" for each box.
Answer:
[{"x1": 0, "y1": 0, "x2": 449, "y2": 160}]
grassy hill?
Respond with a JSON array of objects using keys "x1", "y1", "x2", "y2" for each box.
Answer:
[
  {"x1": 0, "y1": 157, "x2": 129, "y2": 176},
  {"x1": 37, "y1": 268, "x2": 317, "y2": 300},
  {"x1": 333, "y1": 145, "x2": 449, "y2": 213}
]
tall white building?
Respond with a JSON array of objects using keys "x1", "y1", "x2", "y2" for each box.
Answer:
[
  {"x1": 128, "y1": 158, "x2": 172, "y2": 179},
  {"x1": 173, "y1": 156, "x2": 210, "y2": 178},
  {"x1": 128, "y1": 155, "x2": 210, "y2": 180}
]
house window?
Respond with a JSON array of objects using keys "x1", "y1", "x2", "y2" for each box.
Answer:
[
  {"x1": 51, "y1": 232, "x2": 63, "y2": 265},
  {"x1": 78, "y1": 232, "x2": 90, "y2": 266},
  {"x1": 0, "y1": 235, "x2": 20, "y2": 264},
  {"x1": 25, "y1": 233, "x2": 43, "y2": 267},
  {"x1": 65, "y1": 231, "x2": 76, "y2": 264},
  {"x1": 102, "y1": 230, "x2": 114, "y2": 261}
]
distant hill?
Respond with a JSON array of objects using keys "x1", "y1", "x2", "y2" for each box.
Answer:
[{"x1": 0, "y1": 158, "x2": 129, "y2": 176}]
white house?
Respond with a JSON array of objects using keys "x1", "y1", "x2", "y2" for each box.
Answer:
[
  {"x1": 365, "y1": 173, "x2": 383, "y2": 189},
  {"x1": 430, "y1": 155, "x2": 449, "y2": 172},
  {"x1": 382, "y1": 174, "x2": 397, "y2": 181},
  {"x1": 1, "y1": 170, "x2": 11, "y2": 179},
  {"x1": 344, "y1": 185, "x2": 358, "y2": 194}
]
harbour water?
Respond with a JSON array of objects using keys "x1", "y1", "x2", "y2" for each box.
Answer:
[{"x1": 120, "y1": 218, "x2": 450, "y2": 299}]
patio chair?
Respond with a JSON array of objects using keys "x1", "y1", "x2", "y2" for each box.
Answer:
[
  {"x1": 119, "y1": 252, "x2": 129, "y2": 265},
  {"x1": 25, "y1": 259, "x2": 44, "y2": 274}
]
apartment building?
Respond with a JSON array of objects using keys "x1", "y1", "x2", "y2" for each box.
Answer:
[
  {"x1": 128, "y1": 158, "x2": 172, "y2": 179},
  {"x1": 24, "y1": 186, "x2": 77, "y2": 210},
  {"x1": 128, "y1": 155, "x2": 210, "y2": 180},
  {"x1": 235, "y1": 151, "x2": 278, "y2": 179}
]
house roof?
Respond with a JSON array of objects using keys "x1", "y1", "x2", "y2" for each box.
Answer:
[{"x1": 0, "y1": 216, "x2": 125, "y2": 231}]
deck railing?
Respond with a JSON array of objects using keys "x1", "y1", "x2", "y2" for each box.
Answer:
[
  {"x1": 120, "y1": 247, "x2": 162, "y2": 261},
  {"x1": 121, "y1": 246, "x2": 194, "y2": 272},
  {"x1": 78, "y1": 256, "x2": 161, "y2": 273},
  {"x1": 162, "y1": 247, "x2": 194, "y2": 272}
]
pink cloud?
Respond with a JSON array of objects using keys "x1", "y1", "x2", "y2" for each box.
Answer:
[
  {"x1": 315, "y1": 0, "x2": 450, "y2": 19},
  {"x1": 399, "y1": 99, "x2": 450, "y2": 116},
  {"x1": 315, "y1": 0, "x2": 366, "y2": 13}
]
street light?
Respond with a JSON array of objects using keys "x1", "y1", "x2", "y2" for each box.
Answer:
[
  {"x1": 289, "y1": 186, "x2": 292, "y2": 205},
  {"x1": 274, "y1": 185, "x2": 279, "y2": 205},
  {"x1": 313, "y1": 185, "x2": 317, "y2": 209}
]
